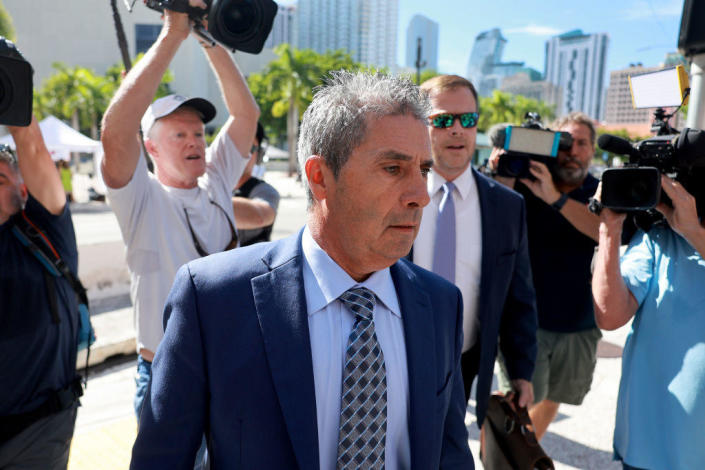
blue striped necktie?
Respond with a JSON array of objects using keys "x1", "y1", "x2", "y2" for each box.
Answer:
[{"x1": 336, "y1": 287, "x2": 386, "y2": 469}]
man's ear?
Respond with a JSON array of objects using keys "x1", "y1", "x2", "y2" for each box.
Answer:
[
  {"x1": 19, "y1": 182, "x2": 28, "y2": 204},
  {"x1": 305, "y1": 155, "x2": 332, "y2": 202},
  {"x1": 144, "y1": 138, "x2": 158, "y2": 160}
]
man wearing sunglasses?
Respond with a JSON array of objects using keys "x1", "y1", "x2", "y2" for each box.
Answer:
[
  {"x1": 412, "y1": 75, "x2": 538, "y2": 430},
  {"x1": 100, "y1": 3, "x2": 259, "y2": 437},
  {"x1": 232, "y1": 122, "x2": 280, "y2": 246}
]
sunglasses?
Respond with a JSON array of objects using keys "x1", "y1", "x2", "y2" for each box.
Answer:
[{"x1": 428, "y1": 112, "x2": 479, "y2": 129}]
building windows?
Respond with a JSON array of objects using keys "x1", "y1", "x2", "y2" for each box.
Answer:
[{"x1": 135, "y1": 24, "x2": 161, "y2": 56}]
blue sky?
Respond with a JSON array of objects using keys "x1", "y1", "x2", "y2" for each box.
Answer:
[
  {"x1": 280, "y1": 0, "x2": 686, "y2": 76},
  {"x1": 396, "y1": 0, "x2": 686, "y2": 76}
]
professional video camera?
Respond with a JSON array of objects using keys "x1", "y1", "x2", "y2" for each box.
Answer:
[
  {"x1": 0, "y1": 37, "x2": 33, "y2": 126},
  {"x1": 496, "y1": 112, "x2": 573, "y2": 179},
  {"x1": 598, "y1": 66, "x2": 705, "y2": 217},
  {"x1": 144, "y1": 0, "x2": 277, "y2": 54}
]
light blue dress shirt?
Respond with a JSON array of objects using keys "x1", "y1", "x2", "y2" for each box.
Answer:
[
  {"x1": 301, "y1": 226, "x2": 411, "y2": 470},
  {"x1": 616, "y1": 225, "x2": 705, "y2": 470}
]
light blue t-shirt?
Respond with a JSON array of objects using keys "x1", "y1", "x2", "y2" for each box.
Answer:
[{"x1": 616, "y1": 224, "x2": 705, "y2": 470}]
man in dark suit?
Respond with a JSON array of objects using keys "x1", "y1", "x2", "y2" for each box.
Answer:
[
  {"x1": 412, "y1": 75, "x2": 538, "y2": 428},
  {"x1": 130, "y1": 71, "x2": 474, "y2": 469}
]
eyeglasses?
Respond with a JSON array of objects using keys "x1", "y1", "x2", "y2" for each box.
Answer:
[{"x1": 428, "y1": 112, "x2": 479, "y2": 129}]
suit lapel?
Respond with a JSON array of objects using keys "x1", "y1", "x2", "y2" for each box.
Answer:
[
  {"x1": 473, "y1": 169, "x2": 498, "y2": 324},
  {"x1": 252, "y1": 232, "x2": 320, "y2": 470},
  {"x1": 391, "y1": 262, "x2": 435, "y2": 469}
]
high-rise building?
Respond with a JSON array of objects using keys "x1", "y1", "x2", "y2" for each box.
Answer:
[
  {"x1": 405, "y1": 15, "x2": 438, "y2": 72},
  {"x1": 297, "y1": 0, "x2": 398, "y2": 69},
  {"x1": 544, "y1": 29, "x2": 609, "y2": 120},
  {"x1": 603, "y1": 61, "x2": 685, "y2": 133},
  {"x1": 466, "y1": 28, "x2": 506, "y2": 92},
  {"x1": 465, "y1": 28, "x2": 536, "y2": 97},
  {"x1": 265, "y1": 4, "x2": 297, "y2": 49},
  {"x1": 500, "y1": 72, "x2": 563, "y2": 113}
]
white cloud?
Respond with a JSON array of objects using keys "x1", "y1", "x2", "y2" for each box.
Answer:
[
  {"x1": 504, "y1": 24, "x2": 563, "y2": 36},
  {"x1": 622, "y1": 0, "x2": 683, "y2": 19}
]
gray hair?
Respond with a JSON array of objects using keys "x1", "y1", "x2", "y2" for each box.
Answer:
[
  {"x1": 297, "y1": 70, "x2": 431, "y2": 203},
  {"x1": 0, "y1": 145, "x2": 18, "y2": 175}
]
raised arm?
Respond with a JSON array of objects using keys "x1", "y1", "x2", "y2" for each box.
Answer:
[
  {"x1": 100, "y1": 9, "x2": 193, "y2": 189},
  {"x1": 592, "y1": 208, "x2": 638, "y2": 330},
  {"x1": 8, "y1": 115, "x2": 65, "y2": 215},
  {"x1": 200, "y1": 44, "x2": 260, "y2": 158}
]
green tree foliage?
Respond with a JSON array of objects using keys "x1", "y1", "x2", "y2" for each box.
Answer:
[
  {"x1": 33, "y1": 55, "x2": 173, "y2": 138},
  {"x1": 478, "y1": 90, "x2": 556, "y2": 133},
  {"x1": 0, "y1": 1, "x2": 15, "y2": 41},
  {"x1": 400, "y1": 68, "x2": 440, "y2": 85},
  {"x1": 247, "y1": 45, "x2": 367, "y2": 173}
]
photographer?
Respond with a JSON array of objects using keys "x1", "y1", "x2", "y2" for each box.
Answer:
[
  {"x1": 592, "y1": 175, "x2": 705, "y2": 470},
  {"x1": 0, "y1": 115, "x2": 82, "y2": 469},
  {"x1": 489, "y1": 112, "x2": 602, "y2": 440},
  {"x1": 100, "y1": 0, "x2": 259, "y2": 423}
]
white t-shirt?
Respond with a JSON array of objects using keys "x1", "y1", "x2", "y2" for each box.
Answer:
[{"x1": 107, "y1": 130, "x2": 246, "y2": 353}]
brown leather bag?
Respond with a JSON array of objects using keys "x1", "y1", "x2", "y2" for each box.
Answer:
[{"x1": 480, "y1": 392, "x2": 555, "y2": 470}]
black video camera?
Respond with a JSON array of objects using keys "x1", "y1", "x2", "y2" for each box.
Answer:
[
  {"x1": 496, "y1": 113, "x2": 573, "y2": 179},
  {"x1": 0, "y1": 37, "x2": 33, "y2": 126},
  {"x1": 145, "y1": 0, "x2": 277, "y2": 54},
  {"x1": 598, "y1": 117, "x2": 705, "y2": 215}
]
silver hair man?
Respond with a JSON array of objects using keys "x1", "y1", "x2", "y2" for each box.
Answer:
[{"x1": 297, "y1": 70, "x2": 431, "y2": 204}]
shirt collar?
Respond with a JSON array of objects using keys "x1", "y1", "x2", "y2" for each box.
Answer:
[
  {"x1": 301, "y1": 226, "x2": 401, "y2": 318},
  {"x1": 428, "y1": 165, "x2": 476, "y2": 201}
]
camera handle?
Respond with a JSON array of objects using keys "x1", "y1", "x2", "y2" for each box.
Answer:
[{"x1": 193, "y1": 24, "x2": 216, "y2": 48}]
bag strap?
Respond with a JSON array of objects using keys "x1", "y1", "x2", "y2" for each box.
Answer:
[{"x1": 11, "y1": 210, "x2": 91, "y2": 384}]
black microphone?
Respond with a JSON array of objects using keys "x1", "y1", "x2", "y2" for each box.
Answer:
[{"x1": 597, "y1": 134, "x2": 640, "y2": 159}]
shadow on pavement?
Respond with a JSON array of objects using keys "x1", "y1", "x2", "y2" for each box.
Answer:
[{"x1": 541, "y1": 430, "x2": 619, "y2": 469}]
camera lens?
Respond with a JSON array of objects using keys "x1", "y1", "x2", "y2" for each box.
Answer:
[{"x1": 221, "y1": 0, "x2": 256, "y2": 35}]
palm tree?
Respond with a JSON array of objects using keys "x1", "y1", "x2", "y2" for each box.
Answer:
[
  {"x1": 265, "y1": 44, "x2": 320, "y2": 175},
  {"x1": 0, "y1": 1, "x2": 15, "y2": 41}
]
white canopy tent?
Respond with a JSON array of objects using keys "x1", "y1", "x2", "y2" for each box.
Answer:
[{"x1": 0, "y1": 115, "x2": 106, "y2": 193}]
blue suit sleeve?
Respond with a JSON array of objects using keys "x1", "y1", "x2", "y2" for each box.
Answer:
[
  {"x1": 499, "y1": 198, "x2": 538, "y2": 382},
  {"x1": 440, "y1": 288, "x2": 475, "y2": 469},
  {"x1": 130, "y1": 264, "x2": 207, "y2": 470}
]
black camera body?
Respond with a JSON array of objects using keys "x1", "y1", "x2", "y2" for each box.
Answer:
[
  {"x1": 145, "y1": 0, "x2": 277, "y2": 54},
  {"x1": 496, "y1": 113, "x2": 573, "y2": 179},
  {"x1": 0, "y1": 37, "x2": 33, "y2": 127},
  {"x1": 599, "y1": 128, "x2": 705, "y2": 216}
]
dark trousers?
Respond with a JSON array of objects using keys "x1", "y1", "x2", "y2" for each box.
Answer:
[
  {"x1": 0, "y1": 406, "x2": 77, "y2": 470},
  {"x1": 461, "y1": 344, "x2": 481, "y2": 403}
]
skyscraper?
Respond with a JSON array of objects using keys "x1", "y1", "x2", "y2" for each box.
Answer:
[
  {"x1": 297, "y1": 0, "x2": 398, "y2": 69},
  {"x1": 405, "y1": 14, "x2": 439, "y2": 72},
  {"x1": 545, "y1": 30, "x2": 609, "y2": 120},
  {"x1": 466, "y1": 28, "x2": 506, "y2": 90}
]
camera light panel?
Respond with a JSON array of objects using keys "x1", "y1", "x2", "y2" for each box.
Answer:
[
  {"x1": 629, "y1": 65, "x2": 690, "y2": 109},
  {"x1": 504, "y1": 127, "x2": 560, "y2": 157}
]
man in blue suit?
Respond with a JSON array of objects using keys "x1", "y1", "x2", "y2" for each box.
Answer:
[
  {"x1": 412, "y1": 75, "x2": 538, "y2": 428},
  {"x1": 130, "y1": 71, "x2": 474, "y2": 469}
]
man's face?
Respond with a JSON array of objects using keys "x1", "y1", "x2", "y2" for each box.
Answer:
[
  {"x1": 315, "y1": 114, "x2": 432, "y2": 280},
  {"x1": 0, "y1": 161, "x2": 26, "y2": 225},
  {"x1": 147, "y1": 108, "x2": 207, "y2": 189},
  {"x1": 427, "y1": 86, "x2": 478, "y2": 181},
  {"x1": 556, "y1": 122, "x2": 594, "y2": 186}
]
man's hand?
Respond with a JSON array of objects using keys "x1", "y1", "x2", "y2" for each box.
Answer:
[
  {"x1": 657, "y1": 175, "x2": 704, "y2": 240},
  {"x1": 511, "y1": 378, "x2": 534, "y2": 409},
  {"x1": 519, "y1": 160, "x2": 561, "y2": 205},
  {"x1": 594, "y1": 182, "x2": 627, "y2": 235}
]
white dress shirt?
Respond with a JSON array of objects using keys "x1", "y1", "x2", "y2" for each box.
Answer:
[
  {"x1": 302, "y1": 227, "x2": 411, "y2": 470},
  {"x1": 414, "y1": 166, "x2": 482, "y2": 353}
]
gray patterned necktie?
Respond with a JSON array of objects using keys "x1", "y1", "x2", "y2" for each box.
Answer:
[
  {"x1": 336, "y1": 287, "x2": 387, "y2": 469},
  {"x1": 432, "y1": 181, "x2": 456, "y2": 283}
]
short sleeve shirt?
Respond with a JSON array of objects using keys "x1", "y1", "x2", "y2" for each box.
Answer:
[{"x1": 0, "y1": 196, "x2": 79, "y2": 415}]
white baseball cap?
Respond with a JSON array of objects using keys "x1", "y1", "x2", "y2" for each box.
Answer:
[{"x1": 141, "y1": 94, "x2": 216, "y2": 136}]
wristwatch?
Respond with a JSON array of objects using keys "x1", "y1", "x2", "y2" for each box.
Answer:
[{"x1": 551, "y1": 193, "x2": 569, "y2": 211}]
